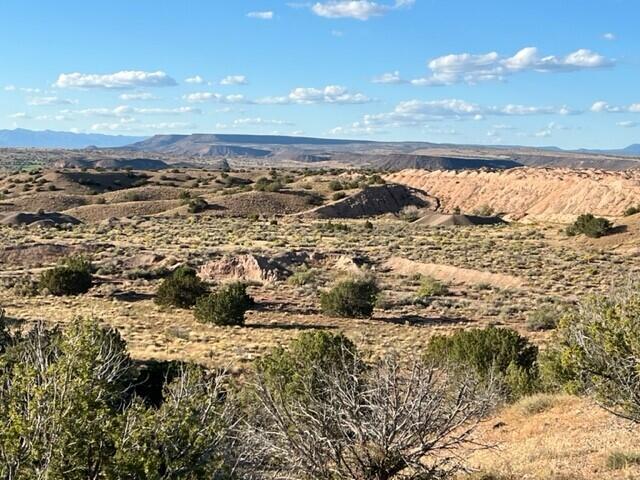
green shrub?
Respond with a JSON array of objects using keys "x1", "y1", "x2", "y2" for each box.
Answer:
[
  {"x1": 320, "y1": 278, "x2": 379, "y2": 318},
  {"x1": 526, "y1": 305, "x2": 560, "y2": 331},
  {"x1": 194, "y1": 282, "x2": 253, "y2": 326},
  {"x1": 328, "y1": 180, "x2": 344, "y2": 191},
  {"x1": 606, "y1": 451, "x2": 640, "y2": 470},
  {"x1": 155, "y1": 266, "x2": 208, "y2": 308},
  {"x1": 39, "y1": 255, "x2": 93, "y2": 296},
  {"x1": 566, "y1": 213, "x2": 612, "y2": 238},
  {"x1": 542, "y1": 286, "x2": 640, "y2": 421},
  {"x1": 187, "y1": 197, "x2": 208, "y2": 213},
  {"x1": 624, "y1": 205, "x2": 640, "y2": 217},
  {"x1": 255, "y1": 330, "x2": 359, "y2": 399},
  {"x1": 415, "y1": 276, "x2": 448, "y2": 300},
  {"x1": 287, "y1": 266, "x2": 318, "y2": 286},
  {"x1": 254, "y1": 177, "x2": 283, "y2": 192},
  {"x1": 332, "y1": 191, "x2": 347, "y2": 201},
  {"x1": 425, "y1": 327, "x2": 539, "y2": 400}
]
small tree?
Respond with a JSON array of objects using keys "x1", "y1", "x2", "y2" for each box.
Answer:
[
  {"x1": 39, "y1": 255, "x2": 93, "y2": 296},
  {"x1": 247, "y1": 354, "x2": 496, "y2": 480},
  {"x1": 194, "y1": 282, "x2": 253, "y2": 326},
  {"x1": 566, "y1": 213, "x2": 613, "y2": 238},
  {"x1": 188, "y1": 197, "x2": 209, "y2": 213},
  {"x1": 425, "y1": 327, "x2": 539, "y2": 400},
  {"x1": 320, "y1": 277, "x2": 379, "y2": 318},
  {"x1": 155, "y1": 266, "x2": 208, "y2": 308},
  {"x1": 543, "y1": 285, "x2": 640, "y2": 423}
]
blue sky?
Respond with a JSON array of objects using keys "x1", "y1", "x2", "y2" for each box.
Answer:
[{"x1": 0, "y1": 0, "x2": 638, "y2": 148}]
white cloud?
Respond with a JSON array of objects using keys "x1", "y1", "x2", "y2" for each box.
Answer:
[
  {"x1": 68, "y1": 105, "x2": 201, "y2": 117},
  {"x1": 372, "y1": 71, "x2": 404, "y2": 84},
  {"x1": 617, "y1": 121, "x2": 637, "y2": 128},
  {"x1": 384, "y1": 47, "x2": 614, "y2": 87},
  {"x1": 90, "y1": 120, "x2": 195, "y2": 133},
  {"x1": 333, "y1": 99, "x2": 578, "y2": 133},
  {"x1": 185, "y1": 75, "x2": 205, "y2": 84},
  {"x1": 591, "y1": 101, "x2": 640, "y2": 113},
  {"x1": 8, "y1": 112, "x2": 31, "y2": 119},
  {"x1": 331, "y1": 29, "x2": 344, "y2": 37},
  {"x1": 311, "y1": 0, "x2": 413, "y2": 20},
  {"x1": 54, "y1": 70, "x2": 177, "y2": 89},
  {"x1": 232, "y1": 117, "x2": 294, "y2": 126},
  {"x1": 28, "y1": 96, "x2": 76, "y2": 106},
  {"x1": 603, "y1": 32, "x2": 616, "y2": 41},
  {"x1": 220, "y1": 75, "x2": 248, "y2": 86},
  {"x1": 118, "y1": 92, "x2": 158, "y2": 101},
  {"x1": 184, "y1": 92, "x2": 249, "y2": 104},
  {"x1": 258, "y1": 85, "x2": 371, "y2": 104},
  {"x1": 4, "y1": 85, "x2": 16, "y2": 92},
  {"x1": 247, "y1": 11, "x2": 274, "y2": 19}
]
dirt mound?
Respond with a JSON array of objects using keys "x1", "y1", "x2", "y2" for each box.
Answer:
[
  {"x1": 388, "y1": 168, "x2": 640, "y2": 222},
  {"x1": 42, "y1": 171, "x2": 147, "y2": 194},
  {"x1": 1, "y1": 211, "x2": 82, "y2": 227},
  {"x1": 384, "y1": 256, "x2": 525, "y2": 290},
  {"x1": 300, "y1": 184, "x2": 435, "y2": 219},
  {"x1": 204, "y1": 191, "x2": 321, "y2": 217},
  {"x1": 414, "y1": 212, "x2": 505, "y2": 227},
  {"x1": 199, "y1": 254, "x2": 289, "y2": 283},
  {"x1": 0, "y1": 193, "x2": 89, "y2": 214},
  {"x1": 102, "y1": 186, "x2": 184, "y2": 203},
  {"x1": 64, "y1": 200, "x2": 181, "y2": 222}
]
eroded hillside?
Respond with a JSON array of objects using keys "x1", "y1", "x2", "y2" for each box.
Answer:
[{"x1": 388, "y1": 167, "x2": 640, "y2": 222}]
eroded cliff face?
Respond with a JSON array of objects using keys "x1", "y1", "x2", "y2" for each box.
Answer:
[{"x1": 387, "y1": 168, "x2": 640, "y2": 222}]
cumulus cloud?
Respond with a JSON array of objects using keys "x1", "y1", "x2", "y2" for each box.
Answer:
[
  {"x1": 232, "y1": 117, "x2": 293, "y2": 126},
  {"x1": 311, "y1": 0, "x2": 414, "y2": 20},
  {"x1": 372, "y1": 71, "x2": 404, "y2": 84},
  {"x1": 258, "y1": 85, "x2": 371, "y2": 104},
  {"x1": 185, "y1": 75, "x2": 205, "y2": 84},
  {"x1": 118, "y1": 92, "x2": 158, "y2": 101},
  {"x1": 28, "y1": 96, "x2": 77, "y2": 106},
  {"x1": 590, "y1": 101, "x2": 640, "y2": 113},
  {"x1": 617, "y1": 121, "x2": 638, "y2": 128},
  {"x1": 247, "y1": 11, "x2": 274, "y2": 19},
  {"x1": 67, "y1": 105, "x2": 201, "y2": 117},
  {"x1": 4, "y1": 85, "x2": 17, "y2": 92},
  {"x1": 603, "y1": 32, "x2": 616, "y2": 41},
  {"x1": 220, "y1": 75, "x2": 248, "y2": 86},
  {"x1": 54, "y1": 70, "x2": 177, "y2": 89},
  {"x1": 332, "y1": 98, "x2": 577, "y2": 133},
  {"x1": 90, "y1": 120, "x2": 195, "y2": 132},
  {"x1": 184, "y1": 92, "x2": 249, "y2": 104},
  {"x1": 8, "y1": 112, "x2": 31, "y2": 119},
  {"x1": 378, "y1": 47, "x2": 614, "y2": 86}
]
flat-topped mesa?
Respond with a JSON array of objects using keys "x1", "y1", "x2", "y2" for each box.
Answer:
[{"x1": 387, "y1": 167, "x2": 640, "y2": 223}]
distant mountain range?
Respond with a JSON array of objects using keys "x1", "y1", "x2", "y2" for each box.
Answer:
[{"x1": 0, "y1": 128, "x2": 146, "y2": 149}]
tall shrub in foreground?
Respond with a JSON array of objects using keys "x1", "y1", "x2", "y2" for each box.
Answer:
[
  {"x1": 425, "y1": 327, "x2": 539, "y2": 401},
  {"x1": 542, "y1": 285, "x2": 640, "y2": 423},
  {"x1": 566, "y1": 213, "x2": 613, "y2": 238}
]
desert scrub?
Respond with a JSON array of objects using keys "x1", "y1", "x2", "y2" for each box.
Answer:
[
  {"x1": 320, "y1": 277, "x2": 379, "y2": 318},
  {"x1": 399, "y1": 205, "x2": 421, "y2": 222},
  {"x1": 606, "y1": 451, "x2": 640, "y2": 470},
  {"x1": 187, "y1": 197, "x2": 208, "y2": 213},
  {"x1": 287, "y1": 265, "x2": 318, "y2": 287},
  {"x1": 39, "y1": 255, "x2": 93, "y2": 296},
  {"x1": 255, "y1": 330, "x2": 360, "y2": 400},
  {"x1": 155, "y1": 266, "x2": 208, "y2": 308},
  {"x1": 526, "y1": 304, "x2": 561, "y2": 331},
  {"x1": 415, "y1": 276, "x2": 448, "y2": 301},
  {"x1": 425, "y1": 327, "x2": 539, "y2": 401},
  {"x1": 194, "y1": 282, "x2": 253, "y2": 326},
  {"x1": 566, "y1": 213, "x2": 612, "y2": 238}
]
